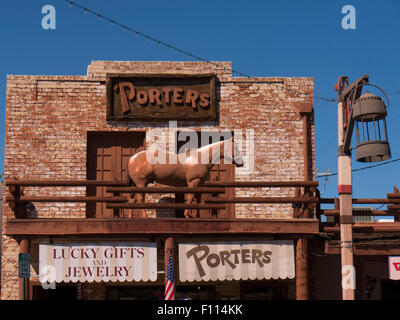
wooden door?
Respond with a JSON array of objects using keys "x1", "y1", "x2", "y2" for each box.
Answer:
[
  {"x1": 86, "y1": 132, "x2": 145, "y2": 218},
  {"x1": 176, "y1": 131, "x2": 234, "y2": 218}
]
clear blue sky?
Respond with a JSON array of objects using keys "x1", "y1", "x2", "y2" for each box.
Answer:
[{"x1": 0, "y1": 0, "x2": 399, "y2": 205}]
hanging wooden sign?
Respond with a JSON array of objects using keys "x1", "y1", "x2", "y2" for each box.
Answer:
[{"x1": 106, "y1": 73, "x2": 217, "y2": 121}]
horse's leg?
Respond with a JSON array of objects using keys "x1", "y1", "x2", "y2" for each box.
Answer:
[
  {"x1": 134, "y1": 181, "x2": 148, "y2": 218},
  {"x1": 184, "y1": 178, "x2": 201, "y2": 218},
  {"x1": 126, "y1": 188, "x2": 136, "y2": 219}
]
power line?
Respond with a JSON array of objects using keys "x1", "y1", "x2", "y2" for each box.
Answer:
[
  {"x1": 316, "y1": 157, "x2": 400, "y2": 178},
  {"x1": 64, "y1": 0, "x2": 336, "y2": 104}
]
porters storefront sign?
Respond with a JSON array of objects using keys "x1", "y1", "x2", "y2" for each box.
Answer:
[
  {"x1": 106, "y1": 74, "x2": 217, "y2": 121},
  {"x1": 179, "y1": 241, "x2": 295, "y2": 282},
  {"x1": 39, "y1": 243, "x2": 157, "y2": 283}
]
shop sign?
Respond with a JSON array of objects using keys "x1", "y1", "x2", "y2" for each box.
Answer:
[
  {"x1": 18, "y1": 253, "x2": 30, "y2": 278},
  {"x1": 389, "y1": 256, "x2": 400, "y2": 280},
  {"x1": 106, "y1": 74, "x2": 217, "y2": 121},
  {"x1": 178, "y1": 241, "x2": 295, "y2": 282},
  {"x1": 39, "y1": 242, "x2": 157, "y2": 283}
]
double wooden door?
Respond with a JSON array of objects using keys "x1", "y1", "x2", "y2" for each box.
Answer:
[{"x1": 86, "y1": 132, "x2": 145, "y2": 218}]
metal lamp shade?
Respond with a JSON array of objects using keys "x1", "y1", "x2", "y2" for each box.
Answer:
[
  {"x1": 352, "y1": 91, "x2": 387, "y2": 121},
  {"x1": 353, "y1": 91, "x2": 391, "y2": 163},
  {"x1": 356, "y1": 140, "x2": 391, "y2": 162}
]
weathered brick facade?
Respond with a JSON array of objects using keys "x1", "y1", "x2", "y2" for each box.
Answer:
[{"x1": 1, "y1": 61, "x2": 314, "y2": 299}]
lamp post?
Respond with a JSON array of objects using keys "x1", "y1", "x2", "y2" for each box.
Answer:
[{"x1": 334, "y1": 75, "x2": 391, "y2": 300}]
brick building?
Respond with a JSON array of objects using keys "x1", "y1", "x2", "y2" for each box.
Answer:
[{"x1": 1, "y1": 61, "x2": 319, "y2": 300}]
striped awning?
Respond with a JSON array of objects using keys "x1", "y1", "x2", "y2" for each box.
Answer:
[
  {"x1": 39, "y1": 242, "x2": 157, "y2": 283},
  {"x1": 179, "y1": 241, "x2": 295, "y2": 282}
]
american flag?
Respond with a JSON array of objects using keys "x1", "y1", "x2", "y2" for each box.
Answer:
[{"x1": 165, "y1": 252, "x2": 175, "y2": 300}]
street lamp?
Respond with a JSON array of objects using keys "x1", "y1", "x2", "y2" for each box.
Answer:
[{"x1": 334, "y1": 75, "x2": 391, "y2": 300}]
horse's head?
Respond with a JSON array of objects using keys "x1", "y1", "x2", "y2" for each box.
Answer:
[
  {"x1": 223, "y1": 139, "x2": 244, "y2": 167},
  {"x1": 232, "y1": 141, "x2": 244, "y2": 167}
]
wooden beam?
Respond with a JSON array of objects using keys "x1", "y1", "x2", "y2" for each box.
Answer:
[
  {"x1": 5, "y1": 180, "x2": 127, "y2": 187},
  {"x1": 106, "y1": 187, "x2": 226, "y2": 193},
  {"x1": 106, "y1": 203, "x2": 226, "y2": 210},
  {"x1": 5, "y1": 218, "x2": 320, "y2": 236},
  {"x1": 206, "y1": 197, "x2": 319, "y2": 204},
  {"x1": 322, "y1": 209, "x2": 400, "y2": 216},
  {"x1": 204, "y1": 181, "x2": 318, "y2": 187},
  {"x1": 320, "y1": 198, "x2": 400, "y2": 204},
  {"x1": 325, "y1": 242, "x2": 400, "y2": 255},
  {"x1": 323, "y1": 222, "x2": 400, "y2": 233},
  {"x1": 6, "y1": 179, "x2": 318, "y2": 188},
  {"x1": 296, "y1": 238, "x2": 309, "y2": 300},
  {"x1": 6, "y1": 196, "x2": 127, "y2": 203}
]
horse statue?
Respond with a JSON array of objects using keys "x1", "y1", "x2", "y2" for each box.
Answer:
[{"x1": 126, "y1": 138, "x2": 244, "y2": 218}]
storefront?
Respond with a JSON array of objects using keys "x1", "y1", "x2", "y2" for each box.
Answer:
[{"x1": 1, "y1": 61, "x2": 318, "y2": 300}]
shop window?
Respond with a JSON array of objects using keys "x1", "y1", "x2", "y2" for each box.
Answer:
[
  {"x1": 381, "y1": 279, "x2": 400, "y2": 300},
  {"x1": 106, "y1": 286, "x2": 164, "y2": 300},
  {"x1": 31, "y1": 283, "x2": 78, "y2": 300},
  {"x1": 105, "y1": 285, "x2": 215, "y2": 300},
  {"x1": 240, "y1": 281, "x2": 289, "y2": 300},
  {"x1": 176, "y1": 285, "x2": 216, "y2": 300}
]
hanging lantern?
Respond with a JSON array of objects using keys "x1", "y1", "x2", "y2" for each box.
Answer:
[{"x1": 352, "y1": 89, "x2": 391, "y2": 162}]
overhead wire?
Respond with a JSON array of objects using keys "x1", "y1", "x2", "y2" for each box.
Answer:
[
  {"x1": 64, "y1": 0, "x2": 400, "y2": 180},
  {"x1": 64, "y1": 0, "x2": 337, "y2": 103}
]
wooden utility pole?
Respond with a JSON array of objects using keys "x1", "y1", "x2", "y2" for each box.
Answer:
[{"x1": 337, "y1": 100, "x2": 355, "y2": 300}]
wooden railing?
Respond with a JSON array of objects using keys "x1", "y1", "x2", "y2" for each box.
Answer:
[
  {"x1": 5, "y1": 179, "x2": 319, "y2": 219},
  {"x1": 318, "y1": 186, "x2": 400, "y2": 233}
]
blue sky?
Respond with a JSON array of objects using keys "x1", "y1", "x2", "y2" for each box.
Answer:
[{"x1": 0, "y1": 0, "x2": 399, "y2": 206}]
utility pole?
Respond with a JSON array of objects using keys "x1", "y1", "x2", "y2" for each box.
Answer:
[
  {"x1": 335, "y1": 75, "x2": 368, "y2": 300},
  {"x1": 334, "y1": 74, "x2": 391, "y2": 300},
  {"x1": 337, "y1": 98, "x2": 355, "y2": 300}
]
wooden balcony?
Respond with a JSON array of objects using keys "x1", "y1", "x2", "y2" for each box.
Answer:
[{"x1": 4, "y1": 179, "x2": 320, "y2": 238}]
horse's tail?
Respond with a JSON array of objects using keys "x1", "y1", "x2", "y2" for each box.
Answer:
[{"x1": 126, "y1": 163, "x2": 137, "y2": 202}]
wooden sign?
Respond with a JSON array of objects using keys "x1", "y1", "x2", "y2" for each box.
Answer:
[
  {"x1": 18, "y1": 253, "x2": 30, "y2": 278},
  {"x1": 178, "y1": 241, "x2": 295, "y2": 282},
  {"x1": 106, "y1": 73, "x2": 217, "y2": 121},
  {"x1": 39, "y1": 242, "x2": 157, "y2": 283}
]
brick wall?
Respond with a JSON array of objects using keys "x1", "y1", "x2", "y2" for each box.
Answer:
[{"x1": 1, "y1": 61, "x2": 314, "y2": 299}]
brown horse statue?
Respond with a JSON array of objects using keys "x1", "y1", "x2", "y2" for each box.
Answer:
[{"x1": 126, "y1": 138, "x2": 244, "y2": 218}]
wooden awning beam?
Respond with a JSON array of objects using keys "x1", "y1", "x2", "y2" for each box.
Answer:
[
  {"x1": 325, "y1": 241, "x2": 400, "y2": 255},
  {"x1": 323, "y1": 222, "x2": 400, "y2": 233},
  {"x1": 5, "y1": 218, "x2": 319, "y2": 237}
]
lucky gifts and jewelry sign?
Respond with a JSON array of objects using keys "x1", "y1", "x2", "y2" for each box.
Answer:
[
  {"x1": 106, "y1": 73, "x2": 217, "y2": 121},
  {"x1": 179, "y1": 241, "x2": 295, "y2": 282},
  {"x1": 39, "y1": 243, "x2": 157, "y2": 283}
]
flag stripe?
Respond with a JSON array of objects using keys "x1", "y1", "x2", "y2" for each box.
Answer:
[{"x1": 165, "y1": 252, "x2": 175, "y2": 300}]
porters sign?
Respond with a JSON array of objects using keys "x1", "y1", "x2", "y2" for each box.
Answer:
[
  {"x1": 106, "y1": 74, "x2": 217, "y2": 121},
  {"x1": 178, "y1": 241, "x2": 295, "y2": 282},
  {"x1": 39, "y1": 243, "x2": 157, "y2": 283}
]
